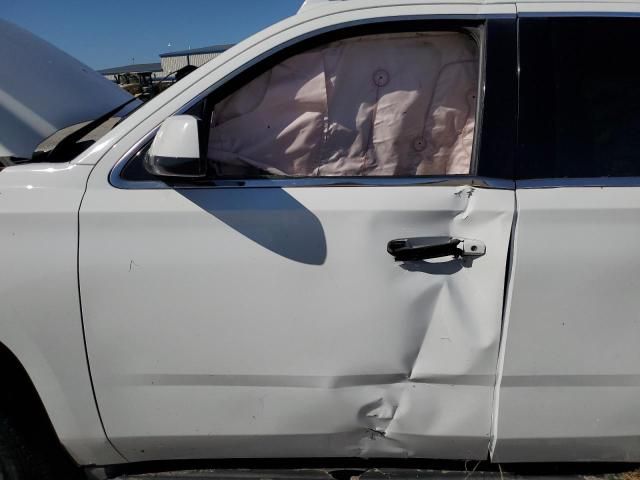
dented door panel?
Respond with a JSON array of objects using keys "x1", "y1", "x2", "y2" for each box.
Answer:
[{"x1": 80, "y1": 183, "x2": 514, "y2": 461}]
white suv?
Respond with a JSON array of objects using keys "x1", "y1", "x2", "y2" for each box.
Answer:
[{"x1": 2, "y1": 1, "x2": 640, "y2": 478}]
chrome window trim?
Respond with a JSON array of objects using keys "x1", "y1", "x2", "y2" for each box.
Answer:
[
  {"x1": 109, "y1": 127, "x2": 159, "y2": 189},
  {"x1": 469, "y1": 23, "x2": 487, "y2": 176},
  {"x1": 517, "y1": 178, "x2": 640, "y2": 189},
  {"x1": 110, "y1": 167, "x2": 513, "y2": 190}
]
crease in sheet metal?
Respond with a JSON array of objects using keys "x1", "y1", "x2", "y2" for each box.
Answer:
[{"x1": 129, "y1": 374, "x2": 495, "y2": 388}]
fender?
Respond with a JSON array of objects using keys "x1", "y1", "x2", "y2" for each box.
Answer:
[{"x1": 0, "y1": 162, "x2": 124, "y2": 466}]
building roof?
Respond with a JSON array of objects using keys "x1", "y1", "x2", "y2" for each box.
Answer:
[
  {"x1": 98, "y1": 62, "x2": 162, "y2": 75},
  {"x1": 160, "y1": 44, "x2": 235, "y2": 58}
]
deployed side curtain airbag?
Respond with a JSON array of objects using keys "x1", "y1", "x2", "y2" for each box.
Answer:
[{"x1": 208, "y1": 32, "x2": 479, "y2": 177}]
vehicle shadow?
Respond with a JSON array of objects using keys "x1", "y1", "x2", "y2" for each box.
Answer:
[
  {"x1": 176, "y1": 187, "x2": 327, "y2": 265},
  {"x1": 398, "y1": 259, "x2": 463, "y2": 275}
]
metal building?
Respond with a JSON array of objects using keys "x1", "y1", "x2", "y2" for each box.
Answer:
[
  {"x1": 98, "y1": 62, "x2": 163, "y2": 83},
  {"x1": 159, "y1": 44, "x2": 234, "y2": 76}
]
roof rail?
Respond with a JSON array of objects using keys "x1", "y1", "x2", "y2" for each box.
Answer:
[{"x1": 298, "y1": 0, "x2": 348, "y2": 13}]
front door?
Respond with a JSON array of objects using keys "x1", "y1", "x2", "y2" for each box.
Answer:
[{"x1": 79, "y1": 12, "x2": 516, "y2": 463}]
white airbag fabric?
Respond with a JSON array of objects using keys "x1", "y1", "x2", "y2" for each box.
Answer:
[{"x1": 208, "y1": 32, "x2": 478, "y2": 177}]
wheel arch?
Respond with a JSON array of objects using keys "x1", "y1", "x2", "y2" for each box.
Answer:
[{"x1": 0, "y1": 341, "x2": 78, "y2": 466}]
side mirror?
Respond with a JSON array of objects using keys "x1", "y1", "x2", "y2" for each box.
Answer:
[{"x1": 144, "y1": 115, "x2": 206, "y2": 178}]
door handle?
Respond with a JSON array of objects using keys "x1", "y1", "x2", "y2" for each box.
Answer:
[{"x1": 387, "y1": 237, "x2": 486, "y2": 262}]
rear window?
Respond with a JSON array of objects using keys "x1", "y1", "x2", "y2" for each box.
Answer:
[{"x1": 518, "y1": 18, "x2": 640, "y2": 179}]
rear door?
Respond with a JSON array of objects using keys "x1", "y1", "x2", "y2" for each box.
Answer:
[
  {"x1": 79, "y1": 9, "x2": 517, "y2": 462},
  {"x1": 493, "y1": 14, "x2": 640, "y2": 462}
]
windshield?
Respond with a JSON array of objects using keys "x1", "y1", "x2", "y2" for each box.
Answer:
[
  {"x1": 8, "y1": 98, "x2": 142, "y2": 165},
  {"x1": 34, "y1": 117, "x2": 120, "y2": 156}
]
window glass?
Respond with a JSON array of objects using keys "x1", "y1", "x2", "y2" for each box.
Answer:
[
  {"x1": 208, "y1": 32, "x2": 479, "y2": 178},
  {"x1": 519, "y1": 18, "x2": 640, "y2": 179}
]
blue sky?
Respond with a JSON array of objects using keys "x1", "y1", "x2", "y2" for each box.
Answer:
[{"x1": 1, "y1": 0, "x2": 303, "y2": 70}]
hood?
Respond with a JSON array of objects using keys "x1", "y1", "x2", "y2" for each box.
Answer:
[{"x1": 0, "y1": 19, "x2": 141, "y2": 159}]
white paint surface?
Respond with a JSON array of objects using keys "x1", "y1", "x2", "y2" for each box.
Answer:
[
  {"x1": 150, "y1": 115, "x2": 201, "y2": 160},
  {"x1": 0, "y1": 163, "x2": 125, "y2": 464},
  {"x1": 493, "y1": 186, "x2": 640, "y2": 462}
]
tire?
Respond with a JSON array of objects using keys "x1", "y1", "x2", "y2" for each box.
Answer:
[{"x1": 0, "y1": 409, "x2": 80, "y2": 480}]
